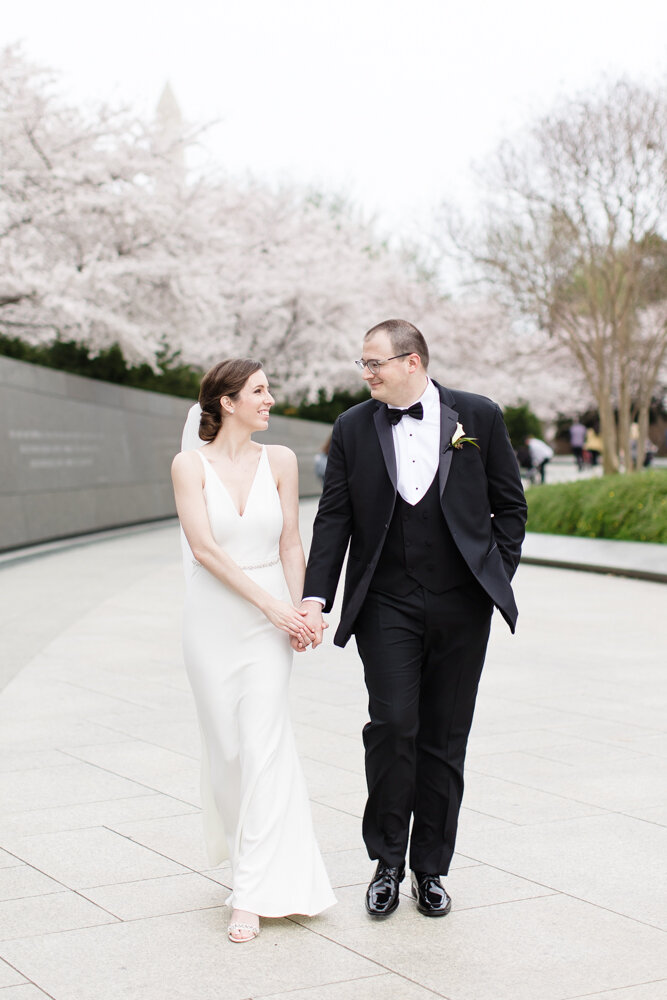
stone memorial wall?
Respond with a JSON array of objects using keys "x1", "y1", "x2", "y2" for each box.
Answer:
[{"x1": 0, "y1": 357, "x2": 330, "y2": 551}]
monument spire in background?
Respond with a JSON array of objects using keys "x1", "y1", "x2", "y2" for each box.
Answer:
[{"x1": 155, "y1": 81, "x2": 186, "y2": 184}]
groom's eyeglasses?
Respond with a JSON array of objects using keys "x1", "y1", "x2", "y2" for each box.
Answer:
[{"x1": 354, "y1": 353, "x2": 411, "y2": 376}]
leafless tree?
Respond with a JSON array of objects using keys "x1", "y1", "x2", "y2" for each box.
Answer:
[{"x1": 441, "y1": 78, "x2": 667, "y2": 473}]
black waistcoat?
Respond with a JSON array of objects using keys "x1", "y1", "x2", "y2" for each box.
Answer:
[{"x1": 370, "y1": 475, "x2": 474, "y2": 596}]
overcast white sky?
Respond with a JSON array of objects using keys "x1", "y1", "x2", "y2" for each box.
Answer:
[{"x1": 4, "y1": 1, "x2": 667, "y2": 235}]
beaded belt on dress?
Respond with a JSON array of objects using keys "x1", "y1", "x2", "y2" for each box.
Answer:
[
  {"x1": 237, "y1": 556, "x2": 280, "y2": 571},
  {"x1": 191, "y1": 556, "x2": 280, "y2": 571}
]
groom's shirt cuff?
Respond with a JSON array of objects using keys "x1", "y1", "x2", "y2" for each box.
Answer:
[{"x1": 302, "y1": 597, "x2": 326, "y2": 606}]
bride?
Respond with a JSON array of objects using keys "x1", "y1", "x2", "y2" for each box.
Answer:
[{"x1": 171, "y1": 358, "x2": 335, "y2": 942}]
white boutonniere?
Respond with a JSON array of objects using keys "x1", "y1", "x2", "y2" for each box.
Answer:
[{"x1": 451, "y1": 422, "x2": 479, "y2": 449}]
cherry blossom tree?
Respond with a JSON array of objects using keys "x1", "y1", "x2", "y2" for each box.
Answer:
[
  {"x1": 0, "y1": 46, "x2": 447, "y2": 401},
  {"x1": 429, "y1": 297, "x2": 590, "y2": 421},
  {"x1": 0, "y1": 46, "x2": 214, "y2": 365},
  {"x1": 3, "y1": 45, "x2": 580, "y2": 418},
  {"x1": 194, "y1": 184, "x2": 448, "y2": 400}
]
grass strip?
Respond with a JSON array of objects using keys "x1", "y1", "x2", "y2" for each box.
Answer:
[{"x1": 525, "y1": 470, "x2": 667, "y2": 543}]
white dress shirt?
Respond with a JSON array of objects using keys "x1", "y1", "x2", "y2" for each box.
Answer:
[{"x1": 389, "y1": 378, "x2": 440, "y2": 505}]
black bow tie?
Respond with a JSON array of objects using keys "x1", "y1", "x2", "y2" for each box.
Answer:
[{"x1": 386, "y1": 402, "x2": 424, "y2": 425}]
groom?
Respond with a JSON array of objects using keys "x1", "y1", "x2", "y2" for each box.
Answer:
[{"x1": 300, "y1": 319, "x2": 526, "y2": 918}]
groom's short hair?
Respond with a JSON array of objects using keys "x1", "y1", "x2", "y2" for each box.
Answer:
[{"x1": 364, "y1": 319, "x2": 429, "y2": 370}]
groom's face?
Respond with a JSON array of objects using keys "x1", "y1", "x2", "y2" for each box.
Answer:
[{"x1": 361, "y1": 330, "x2": 413, "y2": 407}]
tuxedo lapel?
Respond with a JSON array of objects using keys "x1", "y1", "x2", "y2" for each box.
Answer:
[
  {"x1": 373, "y1": 403, "x2": 397, "y2": 489},
  {"x1": 436, "y1": 384, "x2": 458, "y2": 498}
]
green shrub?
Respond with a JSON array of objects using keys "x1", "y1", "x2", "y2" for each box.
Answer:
[
  {"x1": 272, "y1": 386, "x2": 369, "y2": 422},
  {"x1": 0, "y1": 335, "x2": 202, "y2": 399},
  {"x1": 1, "y1": 334, "x2": 367, "y2": 414},
  {"x1": 503, "y1": 403, "x2": 543, "y2": 449},
  {"x1": 526, "y1": 470, "x2": 667, "y2": 543}
]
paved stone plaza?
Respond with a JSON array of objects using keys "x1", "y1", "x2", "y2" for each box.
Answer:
[{"x1": 0, "y1": 502, "x2": 665, "y2": 999}]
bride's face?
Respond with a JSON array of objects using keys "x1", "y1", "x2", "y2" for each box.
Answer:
[{"x1": 231, "y1": 370, "x2": 274, "y2": 429}]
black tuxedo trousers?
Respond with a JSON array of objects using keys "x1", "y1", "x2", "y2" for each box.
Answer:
[{"x1": 355, "y1": 577, "x2": 493, "y2": 874}]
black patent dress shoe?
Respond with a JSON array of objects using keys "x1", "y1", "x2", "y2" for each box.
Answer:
[
  {"x1": 365, "y1": 860, "x2": 405, "y2": 916},
  {"x1": 411, "y1": 871, "x2": 452, "y2": 917}
]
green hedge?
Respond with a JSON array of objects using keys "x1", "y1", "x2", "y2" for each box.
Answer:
[
  {"x1": 525, "y1": 470, "x2": 667, "y2": 543},
  {"x1": 273, "y1": 386, "x2": 369, "y2": 423},
  {"x1": 0, "y1": 335, "x2": 366, "y2": 415},
  {"x1": 0, "y1": 335, "x2": 202, "y2": 399},
  {"x1": 503, "y1": 402, "x2": 543, "y2": 449}
]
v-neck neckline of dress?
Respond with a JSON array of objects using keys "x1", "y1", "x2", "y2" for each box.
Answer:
[{"x1": 199, "y1": 446, "x2": 264, "y2": 519}]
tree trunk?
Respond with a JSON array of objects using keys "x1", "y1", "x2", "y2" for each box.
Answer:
[
  {"x1": 617, "y1": 381, "x2": 633, "y2": 473},
  {"x1": 598, "y1": 393, "x2": 618, "y2": 474}
]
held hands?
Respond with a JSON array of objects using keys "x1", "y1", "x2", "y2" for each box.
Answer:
[
  {"x1": 264, "y1": 599, "x2": 316, "y2": 645},
  {"x1": 290, "y1": 600, "x2": 327, "y2": 652}
]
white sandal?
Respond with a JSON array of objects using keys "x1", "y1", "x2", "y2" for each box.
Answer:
[{"x1": 227, "y1": 921, "x2": 260, "y2": 943}]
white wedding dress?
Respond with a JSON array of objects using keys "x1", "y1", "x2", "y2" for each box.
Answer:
[{"x1": 181, "y1": 443, "x2": 335, "y2": 917}]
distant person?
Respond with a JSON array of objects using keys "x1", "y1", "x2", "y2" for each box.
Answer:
[
  {"x1": 172, "y1": 359, "x2": 335, "y2": 943},
  {"x1": 569, "y1": 420, "x2": 586, "y2": 471},
  {"x1": 630, "y1": 422, "x2": 640, "y2": 469},
  {"x1": 584, "y1": 427, "x2": 602, "y2": 467},
  {"x1": 643, "y1": 438, "x2": 658, "y2": 467},
  {"x1": 629, "y1": 422, "x2": 658, "y2": 469},
  {"x1": 525, "y1": 435, "x2": 553, "y2": 484},
  {"x1": 314, "y1": 434, "x2": 331, "y2": 486},
  {"x1": 515, "y1": 442, "x2": 536, "y2": 484}
]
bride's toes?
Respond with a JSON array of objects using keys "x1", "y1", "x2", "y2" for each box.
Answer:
[
  {"x1": 228, "y1": 909, "x2": 260, "y2": 943},
  {"x1": 228, "y1": 923, "x2": 259, "y2": 942}
]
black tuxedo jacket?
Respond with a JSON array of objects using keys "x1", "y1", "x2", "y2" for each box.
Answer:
[{"x1": 303, "y1": 381, "x2": 527, "y2": 646}]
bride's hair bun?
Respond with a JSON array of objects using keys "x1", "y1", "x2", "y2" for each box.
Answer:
[
  {"x1": 198, "y1": 406, "x2": 221, "y2": 443},
  {"x1": 198, "y1": 359, "x2": 263, "y2": 441}
]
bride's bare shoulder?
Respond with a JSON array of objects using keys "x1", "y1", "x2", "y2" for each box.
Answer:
[
  {"x1": 171, "y1": 449, "x2": 204, "y2": 480},
  {"x1": 266, "y1": 444, "x2": 297, "y2": 477},
  {"x1": 266, "y1": 443, "x2": 297, "y2": 462}
]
